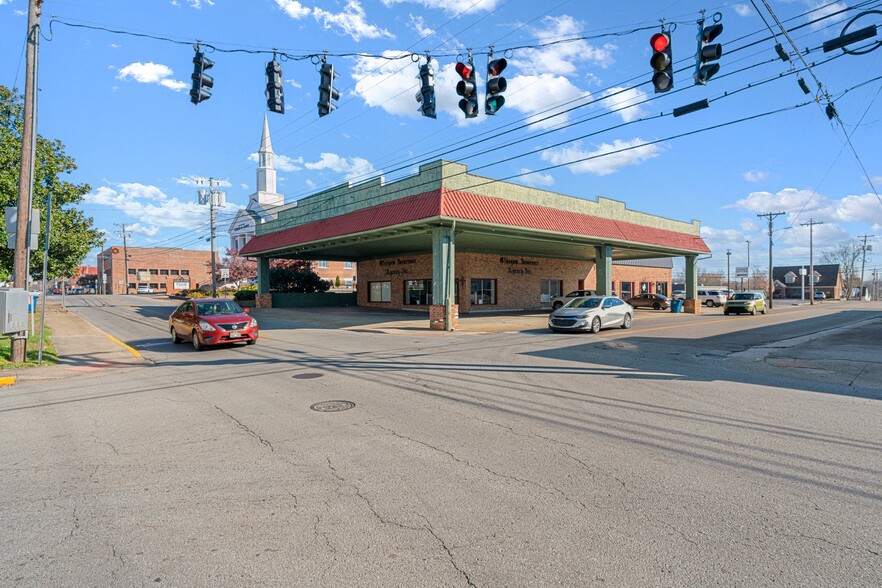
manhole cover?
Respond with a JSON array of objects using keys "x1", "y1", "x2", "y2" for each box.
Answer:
[
  {"x1": 292, "y1": 373, "x2": 324, "y2": 379},
  {"x1": 310, "y1": 400, "x2": 356, "y2": 412}
]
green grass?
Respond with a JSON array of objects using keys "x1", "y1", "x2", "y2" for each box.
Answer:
[{"x1": 0, "y1": 314, "x2": 57, "y2": 368}]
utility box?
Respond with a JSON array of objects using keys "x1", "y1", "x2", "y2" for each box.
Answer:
[{"x1": 0, "y1": 288, "x2": 29, "y2": 334}]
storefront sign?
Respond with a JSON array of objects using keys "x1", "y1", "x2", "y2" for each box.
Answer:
[
  {"x1": 499, "y1": 256, "x2": 538, "y2": 275},
  {"x1": 380, "y1": 258, "x2": 417, "y2": 276}
]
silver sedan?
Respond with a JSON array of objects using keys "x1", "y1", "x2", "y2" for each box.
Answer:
[{"x1": 548, "y1": 296, "x2": 634, "y2": 333}]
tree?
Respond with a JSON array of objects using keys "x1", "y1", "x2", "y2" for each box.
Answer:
[
  {"x1": 269, "y1": 259, "x2": 330, "y2": 293},
  {"x1": 822, "y1": 241, "x2": 862, "y2": 299},
  {"x1": 216, "y1": 249, "x2": 257, "y2": 284},
  {"x1": 0, "y1": 86, "x2": 104, "y2": 280}
]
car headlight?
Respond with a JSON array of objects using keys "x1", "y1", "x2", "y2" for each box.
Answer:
[
  {"x1": 250, "y1": 318, "x2": 258, "y2": 328},
  {"x1": 577, "y1": 312, "x2": 591, "y2": 319},
  {"x1": 199, "y1": 319, "x2": 216, "y2": 331}
]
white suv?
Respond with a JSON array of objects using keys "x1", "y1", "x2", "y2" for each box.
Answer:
[{"x1": 697, "y1": 289, "x2": 726, "y2": 307}]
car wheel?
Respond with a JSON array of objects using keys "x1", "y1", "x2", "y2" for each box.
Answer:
[
  {"x1": 724, "y1": 310, "x2": 729, "y2": 315},
  {"x1": 621, "y1": 313, "x2": 632, "y2": 329},
  {"x1": 552, "y1": 301, "x2": 563, "y2": 310},
  {"x1": 245, "y1": 339, "x2": 256, "y2": 345},
  {"x1": 170, "y1": 327, "x2": 181, "y2": 344},
  {"x1": 652, "y1": 302, "x2": 661, "y2": 310},
  {"x1": 750, "y1": 307, "x2": 756, "y2": 316},
  {"x1": 705, "y1": 299, "x2": 714, "y2": 307},
  {"x1": 192, "y1": 330, "x2": 203, "y2": 351},
  {"x1": 761, "y1": 308, "x2": 766, "y2": 315},
  {"x1": 590, "y1": 317, "x2": 601, "y2": 334}
]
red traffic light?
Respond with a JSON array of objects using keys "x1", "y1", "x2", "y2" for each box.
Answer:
[
  {"x1": 455, "y1": 61, "x2": 472, "y2": 79},
  {"x1": 112, "y1": 247, "x2": 119, "y2": 254},
  {"x1": 650, "y1": 33, "x2": 670, "y2": 52}
]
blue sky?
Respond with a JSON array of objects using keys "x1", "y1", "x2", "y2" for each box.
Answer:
[{"x1": 2, "y1": 0, "x2": 881, "y2": 276}]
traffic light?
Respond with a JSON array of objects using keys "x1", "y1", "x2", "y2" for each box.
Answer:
[
  {"x1": 694, "y1": 17, "x2": 723, "y2": 85},
  {"x1": 415, "y1": 60, "x2": 436, "y2": 119},
  {"x1": 650, "y1": 31, "x2": 673, "y2": 93},
  {"x1": 189, "y1": 50, "x2": 214, "y2": 105},
  {"x1": 485, "y1": 56, "x2": 507, "y2": 115},
  {"x1": 265, "y1": 59, "x2": 284, "y2": 114},
  {"x1": 318, "y1": 62, "x2": 339, "y2": 117},
  {"x1": 455, "y1": 60, "x2": 478, "y2": 119}
]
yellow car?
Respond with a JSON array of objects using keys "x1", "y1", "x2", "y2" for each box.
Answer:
[{"x1": 723, "y1": 292, "x2": 766, "y2": 315}]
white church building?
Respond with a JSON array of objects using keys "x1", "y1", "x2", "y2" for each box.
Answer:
[{"x1": 227, "y1": 116, "x2": 287, "y2": 253}]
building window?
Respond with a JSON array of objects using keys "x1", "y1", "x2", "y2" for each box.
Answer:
[
  {"x1": 128, "y1": 282, "x2": 136, "y2": 290},
  {"x1": 404, "y1": 279, "x2": 432, "y2": 305},
  {"x1": 620, "y1": 281, "x2": 634, "y2": 299},
  {"x1": 539, "y1": 280, "x2": 562, "y2": 303},
  {"x1": 470, "y1": 279, "x2": 496, "y2": 305},
  {"x1": 656, "y1": 282, "x2": 668, "y2": 296},
  {"x1": 317, "y1": 260, "x2": 329, "y2": 269},
  {"x1": 812, "y1": 273, "x2": 820, "y2": 284},
  {"x1": 160, "y1": 283, "x2": 167, "y2": 289},
  {"x1": 344, "y1": 261, "x2": 353, "y2": 270},
  {"x1": 160, "y1": 269, "x2": 169, "y2": 276},
  {"x1": 170, "y1": 269, "x2": 179, "y2": 275},
  {"x1": 369, "y1": 281, "x2": 391, "y2": 302},
  {"x1": 149, "y1": 269, "x2": 158, "y2": 275},
  {"x1": 149, "y1": 283, "x2": 159, "y2": 289},
  {"x1": 128, "y1": 269, "x2": 136, "y2": 275},
  {"x1": 640, "y1": 281, "x2": 650, "y2": 294},
  {"x1": 181, "y1": 270, "x2": 190, "y2": 276}
]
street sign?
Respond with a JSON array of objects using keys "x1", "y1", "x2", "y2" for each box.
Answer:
[
  {"x1": 5, "y1": 207, "x2": 39, "y2": 250},
  {"x1": 735, "y1": 266, "x2": 748, "y2": 277},
  {"x1": 220, "y1": 269, "x2": 230, "y2": 279}
]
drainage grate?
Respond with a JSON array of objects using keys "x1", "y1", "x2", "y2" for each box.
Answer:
[
  {"x1": 292, "y1": 373, "x2": 323, "y2": 380},
  {"x1": 310, "y1": 400, "x2": 356, "y2": 412}
]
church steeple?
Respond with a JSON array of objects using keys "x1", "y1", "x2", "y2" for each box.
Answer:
[{"x1": 256, "y1": 115, "x2": 276, "y2": 194}]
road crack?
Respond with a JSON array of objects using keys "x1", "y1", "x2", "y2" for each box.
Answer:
[{"x1": 213, "y1": 405, "x2": 273, "y2": 451}]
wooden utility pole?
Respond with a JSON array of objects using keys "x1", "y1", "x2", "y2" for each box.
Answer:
[
  {"x1": 800, "y1": 219, "x2": 823, "y2": 305},
  {"x1": 115, "y1": 223, "x2": 131, "y2": 293},
  {"x1": 757, "y1": 212, "x2": 785, "y2": 309},
  {"x1": 11, "y1": 0, "x2": 42, "y2": 363},
  {"x1": 857, "y1": 234, "x2": 874, "y2": 302}
]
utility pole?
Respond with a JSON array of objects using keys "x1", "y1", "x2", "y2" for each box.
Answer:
[
  {"x1": 801, "y1": 219, "x2": 823, "y2": 305},
  {"x1": 11, "y1": 0, "x2": 42, "y2": 363},
  {"x1": 115, "y1": 223, "x2": 131, "y2": 294},
  {"x1": 198, "y1": 179, "x2": 225, "y2": 296},
  {"x1": 745, "y1": 239, "x2": 751, "y2": 290},
  {"x1": 757, "y1": 212, "x2": 785, "y2": 309},
  {"x1": 857, "y1": 234, "x2": 874, "y2": 303}
]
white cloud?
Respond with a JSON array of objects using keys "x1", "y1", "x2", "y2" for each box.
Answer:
[
  {"x1": 506, "y1": 74, "x2": 591, "y2": 130},
  {"x1": 86, "y1": 183, "x2": 208, "y2": 230},
  {"x1": 350, "y1": 51, "x2": 429, "y2": 119},
  {"x1": 117, "y1": 62, "x2": 188, "y2": 92},
  {"x1": 509, "y1": 15, "x2": 615, "y2": 76},
  {"x1": 312, "y1": 0, "x2": 394, "y2": 41},
  {"x1": 381, "y1": 0, "x2": 501, "y2": 15},
  {"x1": 109, "y1": 43, "x2": 121, "y2": 49},
  {"x1": 807, "y1": 1, "x2": 848, "y2": 30},
  {"x1": 304, "y1": 153, "x2": 377, "y2": 182},
  {"x1": 285, "y1": 79, "x2": 302, "y2": 89},
  {"x1": 274, "y1": 0, "x2": 310, "y2": 19},
  {"x1": 517, "y1": 169, "x2": 555, "y2": 187},
  {"x1": 601, "y1": 87, "x2": 649, "y2": 123},
  {"x1": 13, "y1": 9, "x2": 26, "y2": 15},
  {"x1": 540, "y1": 138, "x2": 662, "y2": 176},
  {"x1": 742, "y1": 170, "x2": 770, "y2": 182},
  {"x1": 732, "y1": 3, "x2": 752, "y2": 16},
  {"x1": 408, "y1": 14, "x2": 434, "y2": 38}
]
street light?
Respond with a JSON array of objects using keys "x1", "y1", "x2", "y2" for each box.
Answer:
[{"x1": 726, "y1": 249, "x2": 731, "y2": 292}]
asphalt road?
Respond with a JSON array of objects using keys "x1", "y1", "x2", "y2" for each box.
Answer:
[{"x1": 2, "y1": 297, "x2": 880, "y2": 586}]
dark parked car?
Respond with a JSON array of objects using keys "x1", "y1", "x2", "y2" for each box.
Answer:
[
  {"x1": 169, "y1": 298, "x2": 258, "y2": 351},
  {"x1": 625, "y1": 293, "x2": 670, "y2": 310}
]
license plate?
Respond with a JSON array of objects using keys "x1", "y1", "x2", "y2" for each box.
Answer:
[{"x1": 229, "y1": 330, "x2": 241, "y2": 338}]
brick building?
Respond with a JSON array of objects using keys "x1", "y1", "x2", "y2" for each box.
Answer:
[
  {"x1": 97, "y1": 247, "x2": 217, "y2": 295},
  {"x1": 241, "y1": 160, "x2": 711, "y2": 328}
]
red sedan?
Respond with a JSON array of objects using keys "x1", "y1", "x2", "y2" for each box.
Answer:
[{"x1": 169, "y1": 298, "x2": 258, "y2": 351}]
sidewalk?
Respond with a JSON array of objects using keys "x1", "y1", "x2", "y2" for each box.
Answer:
[{"x1": 0, "y1": 300, "x2": 144, "y2": 385}]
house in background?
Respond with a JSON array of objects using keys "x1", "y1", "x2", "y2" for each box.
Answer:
[{"x1": 773, "y1": 264, "x2": 843, "y2": 299}]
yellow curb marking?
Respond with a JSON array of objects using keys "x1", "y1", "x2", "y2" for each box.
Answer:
[
  {"x1": 0, "y1": 376, "x2": 16, "y2": 387},
  {"x1": 106, "y1": 334, "x2": 141, "y2": 358}
]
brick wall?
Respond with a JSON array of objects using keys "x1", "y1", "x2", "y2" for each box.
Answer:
[{"x1": 358, "y1": 253, "x2": 672, "y2": 312}]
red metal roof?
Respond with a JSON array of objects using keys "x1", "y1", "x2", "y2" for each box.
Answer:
[{"x1": 239, "y1": 186, "x2": 709, "y2": 255}]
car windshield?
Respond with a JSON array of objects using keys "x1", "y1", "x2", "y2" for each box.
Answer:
[
  {"x1": 565, "y1": 297, "x2": 602, "y2": 309},
  {"x1": 731, "y1": 293, "x2": 754, "y2": 301},
  {"x1": 196, "y1": 301, "x2": 244, "y2": 315}
]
